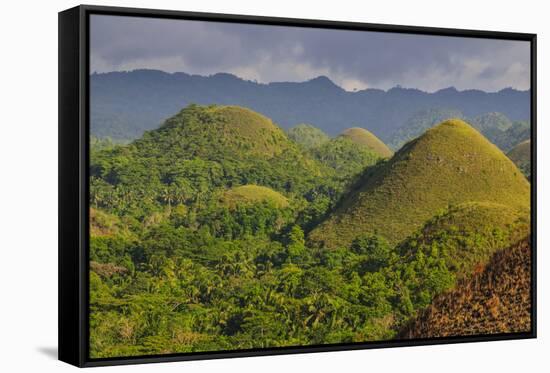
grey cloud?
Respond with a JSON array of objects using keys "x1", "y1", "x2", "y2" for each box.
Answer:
[{"x1": 90, "y1": 15, "x2": 530, "y2": 92}]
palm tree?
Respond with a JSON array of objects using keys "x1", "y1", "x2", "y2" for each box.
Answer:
[
  {"x1": 160, "y1": 188, "x2": 175, "y2": 207},
  {"x1": 174, "y1": 188, "x2": 187, "y2": 205}
]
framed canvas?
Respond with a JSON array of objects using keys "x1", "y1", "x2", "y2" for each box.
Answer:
[{"x1": 58, "y1": 4, "x2": 537, "y2": 367}]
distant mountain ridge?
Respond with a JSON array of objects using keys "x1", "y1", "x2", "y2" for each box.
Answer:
[{"x1": 90, "y1": 69, "x2": 530, "y2": 141}]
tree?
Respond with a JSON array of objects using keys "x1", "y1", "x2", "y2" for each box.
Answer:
[
  {"x1": 160, "y1": 187, "x2": 175, "y2": 207},
  {"x1": 286, "y1": 225, "x2": 306, "y2": 261}
]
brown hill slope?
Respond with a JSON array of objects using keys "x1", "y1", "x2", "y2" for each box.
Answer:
[{"x1": 398, "y1": 237, "x2": 531, "y2": 339}]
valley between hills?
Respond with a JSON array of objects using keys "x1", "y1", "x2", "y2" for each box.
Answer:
[{"x1": 89, "y1": 104, "x2": 531, "y2": 358}]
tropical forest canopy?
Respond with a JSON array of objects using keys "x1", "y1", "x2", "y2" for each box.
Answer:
[{"x1": 89, "y1": 103, "x2": 531, "y2": 358}]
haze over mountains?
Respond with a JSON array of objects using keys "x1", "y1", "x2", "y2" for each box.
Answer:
[{"x1": 90, "y1": 69, "x2": 530, "y2": 142}]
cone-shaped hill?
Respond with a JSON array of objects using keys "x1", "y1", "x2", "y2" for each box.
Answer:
[
  {"x1": 507, "y1": 140, "x2": 530, "y2": 163},
  {"x1": 309, "y1": 119, "x2": 530, "y2": 248},
  {"x1": 340, "y1": 127, "x2": 393, "y2": 158},
  {"x1": 92, "y1": 104, "x2": 324, "y2": 199},
  {"x1": 507, "y1": 140, "x2": 531, "y2": 179},
  {"x1": 220, "y1": 185, "x2": 289, "y2": 209},
  {"x1": 138, "y1": 104, "x2": 306, "y2": 159},
  {"x1": 398, "y1": 237, "x2": 531, "y2": 339}
]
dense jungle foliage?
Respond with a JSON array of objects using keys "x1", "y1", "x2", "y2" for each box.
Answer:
[{"x1": 89, "y1": 104, "x2": 530, "y2": 358}]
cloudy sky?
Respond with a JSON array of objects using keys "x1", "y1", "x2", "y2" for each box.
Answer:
[{"x1": 90, "y1": 15, "x2": 530, "y2": 92}]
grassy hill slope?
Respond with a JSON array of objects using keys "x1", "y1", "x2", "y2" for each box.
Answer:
[
  {"x1": 397, "y1": 202, "x2": 530, "y2": 279},
  {"x1": 340, "y1": 127, "x2": 393, "y2": 158},
  {"x1": 309, "y1": 119, "x2": 530, "y2": 248},
  {"x1": 138, "y1": 104, "x2": 302, "y2": 158},
  {"x1": 388, "y1": 108, "x2": 465, "y2": 151},
  {"x1": 220, "y1": 185, "x2": 289, "y2": 208},
  {"x1": 398, "y1": 237, "x2": 531, "y2": 338}
]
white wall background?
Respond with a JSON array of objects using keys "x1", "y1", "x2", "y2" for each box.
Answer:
[{"x1": 0, "y1": 0, "x2": 547, "y2": 371}]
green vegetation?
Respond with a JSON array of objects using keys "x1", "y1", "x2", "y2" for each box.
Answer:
[
  {"x1": 287, "y1": 123, "x2": 330, "y2": 149},
  {"x1": 471, "y1": 113, "x2": 530, "y2": 152},
  {"x1": 90, "y1": 207, "x2": 133, "y2": 238},
  {"x1": 143, "y1": 104, "x2": 305, "y2": 158},
  {"x1": 507, "y1": 140, "x2": 531, "y2": 179},
  {"x1": 492, "y1": 120, "x2": 530, "y2": 151},
  {"x1": 471, "y1": 112, "x2": 512, "y2": 133},
  {"x1": 90, "y1": 135, "x2": 117, "y2": 151},
  {"x1": 89, "y1": 106, "x2": 531, "y2": 358},
  {"x1": 388, "y1": 110, "x2": 530, "y2": 154},
  {"x1": 388, "y1": 108, "x2": 465, "y2": 150},
  {"x1": 399, "y1": 237, "x2": 532, "y2": 338},
  {"x1": 220, "y1": 185, "x2": 289, "y2": 209},
  {"x1": 89, "y1": 104, "x2": 328, "y2": 216},
  {"x1": 340, "y1": 128, "x2": 393, "y2": 158},
  {"x1": 397, "y1": 202, "x2": 530, "y2": 279},
  {"x1": 309, "y1": 136, "x2": 382, "y2": 183},
  {"x1": 309, "y1": 119, "x2": 530, "y2": 248},
  {"x1": 90, "y1": 135, "x2": 131, "y2": 153}
]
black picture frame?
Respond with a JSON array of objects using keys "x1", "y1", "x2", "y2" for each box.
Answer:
[{"x1": 58, "y1": 4, "x2": 537, "y2": 367}]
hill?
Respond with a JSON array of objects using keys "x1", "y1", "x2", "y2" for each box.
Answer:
[
  {"x1": 308, "y1": 119, "x2": 530, "y2": 248},
  {"x1": 90, "y1": 104, "x2": 326, "y2": 215},
  {"x1": 309, "y1": 136, "x2": 382, "y2": 181},
  {"x1": 220, "y1": 185, "x2": 289, "y2": 208},
  {"x1": 487, "y1": 120, "x2": 530, "y2": 152},
  {"x1": 507, "y1": 140, "x2": 531, "y2": 179},
  {"x1": 340, "y1": 128, "x2": 393, "y2": 157},
  {"x1": 389, "y1": 110, "x2": 529, "y2": 153},
  {"x1": 398, "y1": 237, "x2": 531, "y2": 338},
  {"x1": 397, "y1": 202, "x2": 530, "y2": 279},
  {"x1": 470, "y1": 112, "x2": 530, "y2": 151},
  {"x1": 140, "y1": 104, "x2": 297, "y2": 158},
  {"x1": 90, "y1": 70, "x2": 530, "y2": 141},
  {"x1": 287, "y1": 124, "x2": 330, "y2": 149},
  {"x1": 471, "y1": 111, "x2": 513, "y2": 133},
  {"x1": 388, "y1": 108, "x2": 465, "y2": 150}
]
